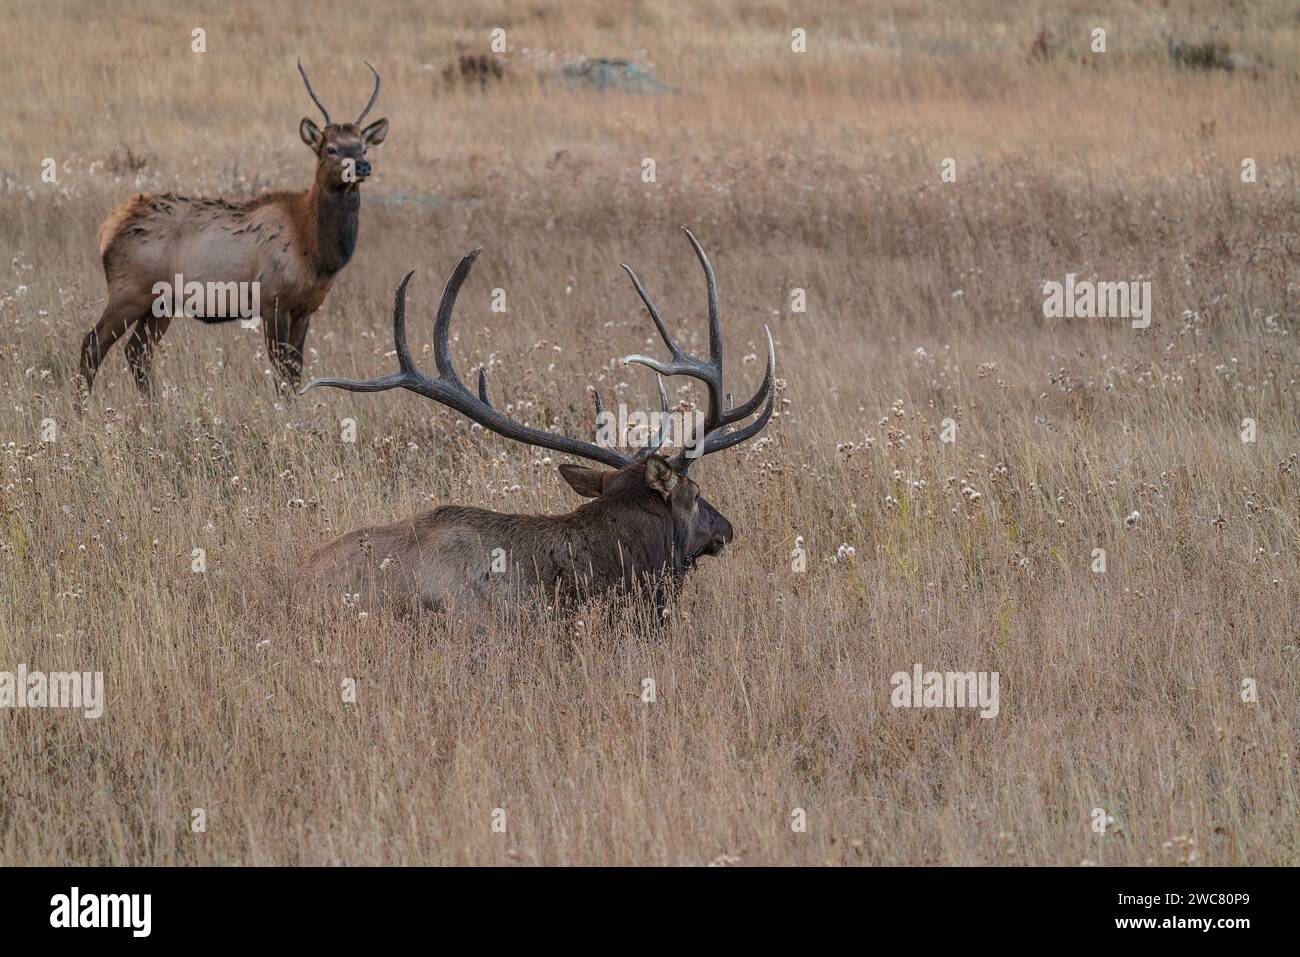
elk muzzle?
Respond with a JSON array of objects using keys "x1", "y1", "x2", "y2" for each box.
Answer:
[
  {"x1": 692, "y1": 498, "x2": 733, "y2": 561},
  {"x1": 704, "y1": 516, "x2": 733, "y2": 556}
]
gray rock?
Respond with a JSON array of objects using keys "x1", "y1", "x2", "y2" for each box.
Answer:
[{"x1": 556, "y1": 58, "x2": 676, "y2": 94}]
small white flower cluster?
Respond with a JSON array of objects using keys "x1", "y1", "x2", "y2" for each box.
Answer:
[{"x1": 836, "y1": 437, "x2": 874, "y2": 458}]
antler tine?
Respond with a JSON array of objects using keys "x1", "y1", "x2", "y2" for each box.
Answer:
[
  {"x1": 300, "y1": 270, "x2": 421, "y2": 396},
  {"x1": 622, "y1": 261, "x2": 726, "y2": 436},
  {"x1": 620, "y1": 263, "x2": 684, "y2": 363},
  {"x1": 432, "y1": 247, "x2": 483, "y2": 382},
  {"x1": 356, "y1": 60, "x2": 381, "y2": 125},
  {"x1": 682, "y1": 227, "x2": 772, "y2": 431},
  {"x1": 705, "y1": 326, "x2": 775, "y2": 453},
  {"x1": 681, "y1": 227, "x2": 722, "y2": 376},
  {"x1": 587, "y1": 388, "x2": 634, "y2": 463},
  {"x1": 618, "y1": 231, "x2": 769, "y2": 468},
  {"x1": 390, "y1": 269, "x2": 418, "y2": 374},
  {"x1": 304, "y1": 249, "x2": 632, "y2": 470},
  {"x1": 590, "y1": 388, "x2": 606, "y2": 444},
  {"x1": 297, "y1": 59, "x2": 332, "y2": 126},
  {"x1": 672, "y1": 326, "x2": 776, "y2": 468},
  {"x1": 632, "y1": 374, "x2": 671, "y2": 460},
  {"x1": 724, "y1": 326, "x2": 775, "y2": 423}
]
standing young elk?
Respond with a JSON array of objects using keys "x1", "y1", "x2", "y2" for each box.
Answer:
[
  {"x1": 299, "y1": 229, "x2": 776, "y2": 617},
  {"x1": 78, "y1": 61, "x2": 389, "y2": 398}
]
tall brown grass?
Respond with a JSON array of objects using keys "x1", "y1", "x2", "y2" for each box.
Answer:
[{"x1": 0, "y1": 0, "x2": 1296, "y2": 865}]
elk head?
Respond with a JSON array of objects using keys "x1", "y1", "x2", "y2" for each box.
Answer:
[
  {"x1": 301, "y1": 229, "x2": 775, "y2": 585},
  {"x1": 556, "y1": 455, "x2": 735, "y2": 576},
  {"x1": 297, "y1": 60, "x2": 389, "y2": 190}
]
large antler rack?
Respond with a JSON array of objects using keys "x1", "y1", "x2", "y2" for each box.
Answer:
[
  {"x1": 301, "y1": 250, "x2": 666, "y2": 468},
  {"x1": 621, "y1": 228, "x2": 776, "y2": 470}
]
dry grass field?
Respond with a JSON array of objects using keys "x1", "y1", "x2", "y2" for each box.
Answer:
[{"x1": 0, "y1": 0, "x2": 1297, "y2": 865}]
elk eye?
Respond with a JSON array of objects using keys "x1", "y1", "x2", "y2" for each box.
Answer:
[{"x1": 326, "y1": 146, "x2": 338, "y2": 155}]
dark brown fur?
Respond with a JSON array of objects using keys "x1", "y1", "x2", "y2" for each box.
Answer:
[
  {"x1": 300, "y1": 456, "x2": 732, "y2": 617},
  {"x1": 298, "y1": 234, "x2": 774, "y2": 621}
]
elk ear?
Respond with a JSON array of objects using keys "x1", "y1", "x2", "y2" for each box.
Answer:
[
  {"x1": 361, "y1": 118, "x2": 389, "y2": 147},
  {"x1": 643, "y1": 455, "x2": 678, "y2": 501},
  {"x1": 300, "y1": 118, "x2": 323, "y2": 150},
  {"x1": 559, "y1": 464, "x2": 606, "y2": 498}
]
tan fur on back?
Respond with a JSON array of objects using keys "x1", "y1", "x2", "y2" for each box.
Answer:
[
  {"x1": 96, "y1": 194, "x2": 147, "y2": 254},
  {"x1": 92, "y1": 189, "x2": 334, "y2": 317}
]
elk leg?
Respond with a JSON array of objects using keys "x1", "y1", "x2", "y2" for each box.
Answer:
[
  {"x1": 124, "y1": 314, "x2": 172, "y2": 397},
  {"x1": 77, "y1": 294, "x2": 150, "y2": 394},
  {"x1": 268, "y1": 312, "x2": 312, "y2": 390},
  {"x1": 284, "y1": 313, "x2": 313, "y2": 387},
  {"x1": 265, "y1": 310, "x2": 298, "y2": 389}
]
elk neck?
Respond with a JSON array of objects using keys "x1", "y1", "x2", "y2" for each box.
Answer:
[
  {"x1": 302, "y1": 181, "x2": 362, "y2": 277},
  {"x1": 558, "y1": 494, "x2": 685, "y2": 588}
]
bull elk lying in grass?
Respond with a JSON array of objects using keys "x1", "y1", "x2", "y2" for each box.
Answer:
[
  {"x1": 78, "y1": 61, "x2": 389, "y2": 399},
  {"x1": 299, "y1": 230, "x2": 776, "y2": 618}
]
